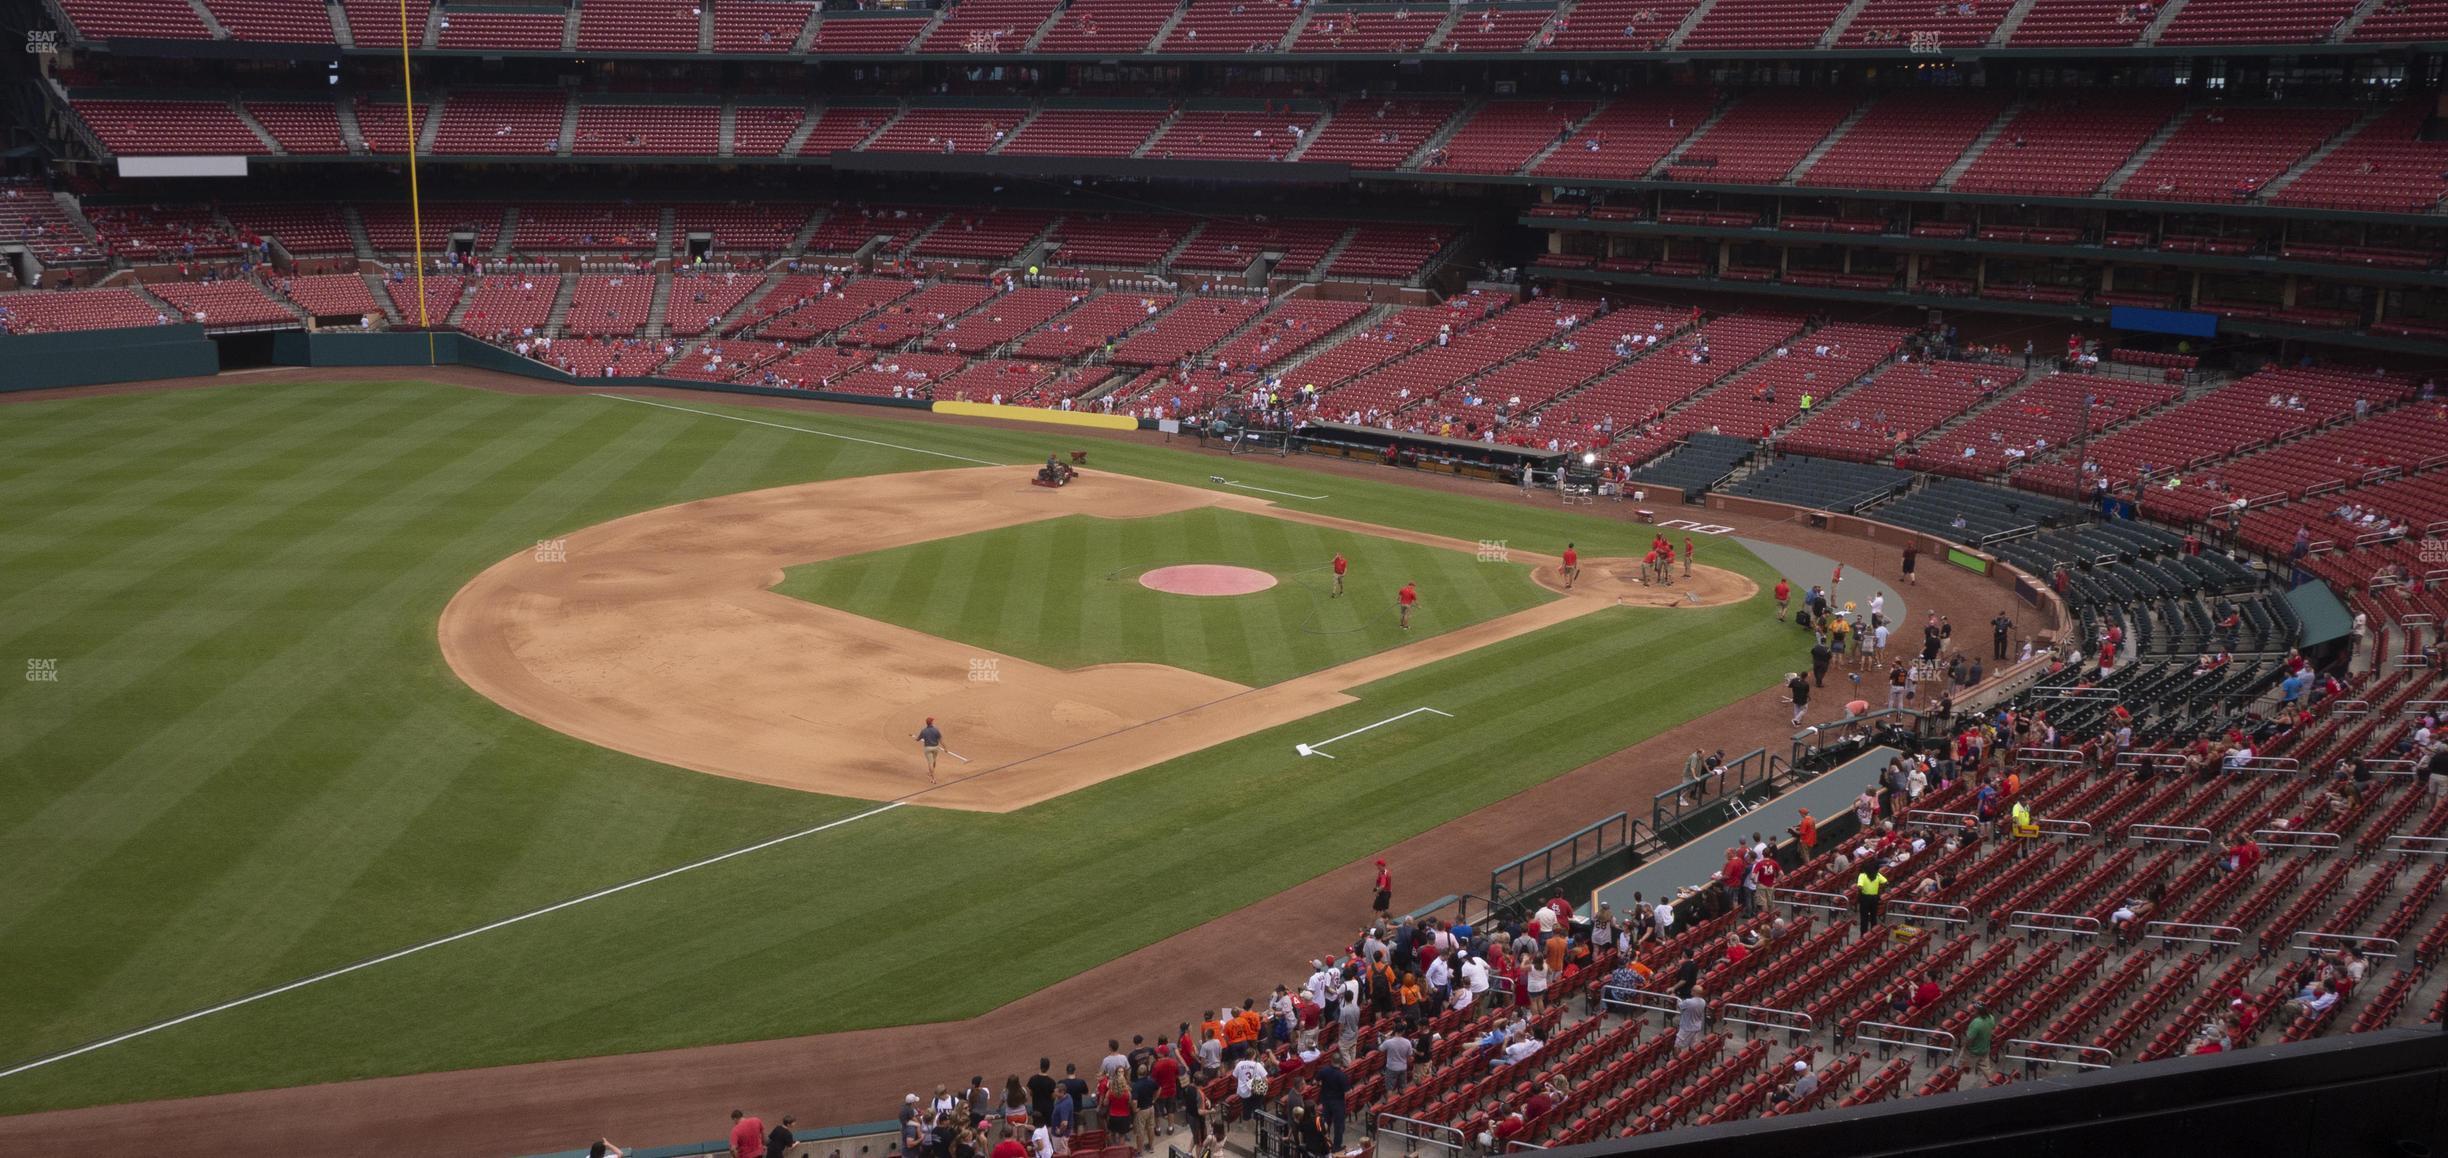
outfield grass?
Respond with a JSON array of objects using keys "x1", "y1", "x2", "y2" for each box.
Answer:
[
  {"x1": 777, "y1": 508, "x2": 1555, "y2": 686},
  {"x1": 0, "y1": 382, "x2": 1798, "y2": 1114}
]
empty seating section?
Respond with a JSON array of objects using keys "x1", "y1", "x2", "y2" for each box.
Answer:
[
  {"x1": 2274, "y1": 104, "x2": 2448, "y2": 214},
  {"x1": 223, "y1": 205, "x2": 354, "y2": 254},
  {"x1": 1779, "y1": 359, "x2": 2016, "y2": 462},
  {"x1": 1146, "y1": 110, "x2": 1320, "y2": 161},
  {"x1": 918, "y1": 286, "x2": 1075, "y2": 350},
  {"x1": 2007, "y1": 0, "x2": 2156, "y2": 45},
  {"x1": 146, "y1": 279, "x2": 297, "y2": 326},
  {"x1": 1427, "y1": 101, "x2": 1597, "y2": 174},
  {"x1": 867, "y1": 108, "x2": 1027, "y2": 154},
  {"x1": 1047, "y1": 215, "x2": 1188, "y2": 268},
  {"x1": 2158, "y1": 0, "x2": 2357, "y2": 43},
  {"x1": 344, "y1": 0, "x2": 430, "y2": 44},
  {"x1": 1680, "y1": 0, "x2": 1851, "y2": 50},
  {"x1": 350, "y1": 102, "x2": 419, "y2": 154},
  {"x1": 245, "y1": 101, "x2": 347, "y2": 153},
  {"x1": 562, "y1": 275, "x2": 653, "y2": 336},
  {"x1": 2150, "y1": 405, "x2": 2448, "y2": 525},
  {"x1": 1436, "y1": 5, "x2": 1552, "y2": 49},
  {"x1": 1800, "y1": 92, "x2": 2009, "y2": 190},
  {"x1": 804, "y1": 204, "x2": 934, "y2": 254},
  {"x1": 919, "y1": 0, "x2": 1058, "y2": 52},
  {"x1": 937, "y1": 359, "x2": 1062, "y2": 403},
  {"x1": 999, "y1": 109, "x2": 1165, "y2": 157},
  {"x1": 1292, "y1": 7, "x2": 1445, "y2": 51},
  {"x1": 832, "y1": 351, "x2": 968, "y2": 396},
  {"x1": 1844, "y1": 0, "x2": 2006, "y2": 46},
  {"x1": 755, "y1": 277, "x2": 917, "y2": 340},
  {"x1": 807, "y1": 14, "x2": 927, "y2": 50},
  {"x1": 732, "y1": 104, "x2": 808, "y2": 155},
  {"x1": 2115, "y1": 107, "x2": 2357, "y2": 201},
  {"x1": 2010, "y1": 369, "x2": 2393, "y2": 497},
  {"x1": 839, "y1": 283, "x2": 995, "y2": 347},
  {"x1": 56, "y1": 0, "x2": 212, "y2": 38},
  {"x1": 1274, "y1": 301, "x2": 1480, "y2": 398},
  {"x1": 1649, "y1": 322, "x2": 1910, "y2": 449},
  {"x1": 200, "y1": 0, "x2": 334, "y2": 41},
  {"x1": 1542, "y1": 0, "x2": 1700, "y2": 49},
  {"x1": 456, "y1": 275, "x2": 559, "y2": 336},
  {"x1": 1112, "y1": 297, "x2": 1266, "y2": 365},
  {"x1": 714, "y1": 0, "x2": 812, "y2": 50},
  {"x1": 1725, "y1": 454, "x2": 1912, "y2": 507},
  {"x1": 1535, "y1": 313, "x2": 1792, "y2": 461},
  {"x1": 382, "y1": 273, "x2": 465, "y2": 325},
  {"x1": 1034, "y1": 0, "x2": 1174, "y2": 50},
  {"x1": 543, "y1": 340, "x2": 667, "y2": 378},
  {"x1": 1206, "y1": 297, "x2": 1367, "y2": 369},
  {"x1": 1897, "y1": 373, "x2": 2175, "y2": 478},
  {"x1": 515, "y1": 204, "x2": 659, "y2": 251},
  {"x1": 2260, "y1": 475, "x2": 2448, "y2": 590},
  {"x1": 664, "y1": 338, "x2": 788, "y2": 381},
  {"x1": 432, "y1": 91, "x2": 569, "y2": 154},
  {"x1": 1017, "y1": 292, "x2": 1172, "y2": 358},
  {"x1": 1295, "y1": 100, "x2": 1461, "y2": 168},
  {"x1": 436, "y1": 10, "x2": 570, "y2": 50},
  {"x1": 797, "y1": 105, "x2": 898, "y2": 155},
  {"x1": 664, "y1": 272, "x2": 765, "y2": 335},
  {"x1": 1952, "y1": 94, "x2": 2182, "y2": 196},
  {"x1": 1161, "y1": 0, "x2": 1301, "y2": 51},
  {"x1": 2352, "y1": 0, "x2": 2448, "y2": 40},
  {"x1": 910, "y1": 209, "x2": 1054, "y2": 259},
  {"x1": 576, "y1": 0, "x2": 700, "y2": 50},
  {"x1": 1664, "y1": 90, "x2": 1854, "y2": 184},
  {"x1": 86, "y1": 207, "x2": 241, "y2": 260},
  {"x1": 571, "y1": 104, "x2": 721, "y2": 154},
  {"x1": 1531, "y1": 93, "x2": 1718, "y2": 180},
  {"x1": 278, "y1": 273, "x2": 382, "y2": 318},
  {"x1": 1325, "y1": 224, "x2": 1449, "y2": 280},
  {"x1": 360, "y1": 203, "x2": 504, "y2": 254},
  {"x1": 72, "y1": 100, "x2": 267, "y2": 156},
  {"x1": 1315, "y1": 298, "x2": 1561, "y2": 417},
  {"x1": 0, "y1": 289, "x2": 168, "y2": 333},
  {"x1": 1172, "y1": 219, "x2": 1345, "y2": 275},
  {"x1": 672, "y1": 203, "x2": 811, "y2": 252}
]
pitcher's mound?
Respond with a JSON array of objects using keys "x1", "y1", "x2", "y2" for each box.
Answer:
[{"x1": 1140, "y1": 564, "x2": 1278, "y2": 596}]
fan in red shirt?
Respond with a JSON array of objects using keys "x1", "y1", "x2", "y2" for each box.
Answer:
[
  {"x1": 1331, "y1": 552, "x2": 1347, "y2": 597},
  {"x1": 729, "y1": 1111, "x2": 766, "y2": 1158},
  {"x1": 991, "y1": 1134, "x2": 1028, "y2": 1158},
  {"x1": 1398, "y1": 581, "x2": 1418, "y2": 630},
  {"x1": 1775, "y1": 578, "x2": 1791, "y2": 617},
  {"x1": 1561, "y1": 542, "x2": 1579, "y2": 589}
]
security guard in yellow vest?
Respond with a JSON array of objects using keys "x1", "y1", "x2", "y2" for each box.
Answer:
[{"x1": 1856, "y1": 868, "x2": 1888, "y2": 935}]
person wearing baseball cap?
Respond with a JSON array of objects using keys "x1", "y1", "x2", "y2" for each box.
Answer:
[
  {"x1": 1372, "y1": 859, "x2": 1392, "y2": 919},
  {"x1": 915, "y1": 717, "x2": 943, "y2": 780}
]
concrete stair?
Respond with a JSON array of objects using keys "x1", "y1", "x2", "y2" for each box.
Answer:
[
  {"x1": 2331, "y1": 0, "x2": 2386, "y2": 40},
  {"x1": 1988, "y1": 0, "x2": 2043, "y2": 44},
  {"x1": 493, "y1": 207, "x2": 518, "y2": 258},
  {"x1": 178, "y1": 0, "x2": 227, "y2": 37},
  {"x1": 655, "y1": 206, "x2": 675, "y2": 263},
  {"x1": 990, "y1": 105, "x2": 1042, "y2": 154},
  {"x1": 422, "y1": 3, "x2": 441, "y2": 45},
  {"x1": 342, "y1": 207, "x2": 376, "y2": 260},
  {"x1": 544, "y1": 273, "x2": 579, "y2": 334},
  {"x1": 1147, "y1": 1, "x2": 1194, "y2": 51},
  {"x1": 645, "y1": 268, "x2": 674, "y2": 336},
  {"x1": 781, "y1": 98, "x2": 826, "y2": 157},
  {"x1": 791, "y1": 7, "x2": 823, "y2": 50},
  {"x1": 2264, "y1": 104, "x2": 2386, "y2": 200},
  {"x1": 1663, "y1": 0, "x2": 1722, "y2": 49},
  {"x1": 1131, "y1": 108, "x2": 1184, "y2": 158},
  {"x1": 336, "y1": 95, "x2": 368, "y2": 153},
  {"x1": 786, "y1": 206, "x2": 827, "y2": 257},
  {"x1": 1655, "y1": 98, "x2": 1738, "y2": 174},
  {"x1": 1418, "y1": 6, "x2": 1464, "y2": 50},
  {"x1": 1259, "y1": 302, "x2": 1393, "y2": 383},
  {"x1": 1818, "y1": 0, "x2": 1875, "y2": 46},
  {"x1": 560, "y1": 3, "x2": 578, "y2": 49},
  {"x1": 1285, "y1": 105, "x2": 1334, "y2": 161},
  {"x1": 1403, "y1": 98, "x2": 1480, "y2": 169},
  {"x1": 697, "y1": 0, "x2": 713, "y2": 50},
  {"x1": 1786, "y1": 97, "x2": 1873, "y2": 184},
  {"x1": 1937, "y1": 100, "x2": 2023, "y2": 190},
  {"x1": 700, "y1": 269, "x2": 787, "y2": 337},
  {"x1": 415, "y1": 89, "x2": 444, "y2": 154},
  {"x1": 231, "y1": 100, "x2": 282, "y2": 154},
  {"x1": 1308, "y1": 226, "x2": 1360, "y2": 282},
  {"x1": 719, "y1": 99, "x2": 737, "y2": 158},
  {"x1": 556, "y1": 96, "x2": 579, "y2": 157},
  {"x1": 1518, "y1": 102, "x2": 1611, "y2": 173},
  {"x1": 2138, "y1": 0, "x2": 2187, "y2": 44},
  {"x1": 2100, "y1": 109, "x2": 2191, "y2": 196},
  {"x1": 851, "y1": 102, "x2": 902, "y2": 150},
  {"x1": 363, "y1": 270, "x2": 401, "y2": 324},
  {"x1": 327, "y1": 0, "x2": 353, "y2": 46}
]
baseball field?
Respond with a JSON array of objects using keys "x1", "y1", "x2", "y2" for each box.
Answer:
[{"x1": 0, "y1": 379, "x2": 1796, "y2": 1116}]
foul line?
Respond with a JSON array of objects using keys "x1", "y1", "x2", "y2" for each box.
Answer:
[
  {"x1": 0, "y1": 800, "x2": 907, "y2": 1083},
  {"x1": 1296, "y1": 706, "x2": 1456, "y2": 759},
  {"x1": 592, "y1": 393, "x2": 1008, "y2": 468},
  {"x1": 1209, "y1": 474, "x2": 1328, "y2": 501}
]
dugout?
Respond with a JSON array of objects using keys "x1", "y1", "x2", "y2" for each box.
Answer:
[{"x1": 1296, "y1": 422, "x2": 1570, "y2": 484}]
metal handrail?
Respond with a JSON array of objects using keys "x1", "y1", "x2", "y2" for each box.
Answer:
[
  {"x1": 2289, "y1": 931, "x2": 2402, "y2": 958},
  {"x1": 2002, "y1": 1039, "x2": 2114, "y2": 1070},
  {"x1": 1598, "y1": 986, "x2": 1683, "y2": 1017},
  {"x1": 1491, "y1": 812, "x2": 1636, "y2": 910},
  {"x1": 1852, "y1": 1021, "x2": 1957, "y2": 1055},
  {"x1": 2009, "y1": 911, "x2": 2102, "y2": 938},
  {"x1": 2128, "y1": 823, "x2": 2214, "y2": 846},
  {"x1": 2144, "y1": 921, "x2": 2243, "y2": 948},
  {"x1": 1773, "y1": 888, "x2": 1855, "y2": 913},
  {"x1": 2253, "y1": 828, "x2": 2342, "y2": 852},
  {"x1": 2383, "y1": 835, "x2": 2448, "y2": 858},
  {"x1": 1719, "y1": 1003, "x2": 1814, "y2": 1036},
  {"x1": 1887, "y1": 899, "x2": 1972, "y2": 926}
]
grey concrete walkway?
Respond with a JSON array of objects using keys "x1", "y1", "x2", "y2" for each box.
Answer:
[
  {"x1": 1738, "y1": 537, "x2": 1908, "y2": 627},
  {"x1": 1592, "y1": 746, "x2": 1900, "y2": 914}
]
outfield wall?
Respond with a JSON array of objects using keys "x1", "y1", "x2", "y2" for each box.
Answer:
[{"x1": 1, "y1": 324, "x2": 218, "y2": 391}]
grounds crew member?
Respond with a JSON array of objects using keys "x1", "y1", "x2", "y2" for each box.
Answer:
[{"x1": 915, "y1": 716, "x2": 944, "y2": 780}]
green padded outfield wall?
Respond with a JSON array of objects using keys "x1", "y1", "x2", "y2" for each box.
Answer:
[{"x1": 1, "y1": 324, "x2": 219, "y2": 391}]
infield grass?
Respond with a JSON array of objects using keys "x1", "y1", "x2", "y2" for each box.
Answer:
[
  {"x1": 778, "y1": 508, "x2": 1555, "y2": 686},
  {"x1": 0, "y1": 381, "x2": 1798, "y2": 1115}
]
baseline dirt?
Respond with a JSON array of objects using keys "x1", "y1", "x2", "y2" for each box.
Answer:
[{"x1": 439, "y1": 465, "x2": 1749, "y2": 811}]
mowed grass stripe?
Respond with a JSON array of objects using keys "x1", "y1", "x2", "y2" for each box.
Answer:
[
  {"x1": 0, "y1": 385, "x2": 246, "y2": 479},
  {"x1": 0, "y1": 385, "x2": 351, "y2": 515}
]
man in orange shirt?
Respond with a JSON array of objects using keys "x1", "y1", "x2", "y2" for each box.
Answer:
[
  {"x1": 1398, "y1": 581, "x2": 1418, "y2": 630},
  {"x1": 1791, "y1": 807, "x2": 1818, "y2": 856}
]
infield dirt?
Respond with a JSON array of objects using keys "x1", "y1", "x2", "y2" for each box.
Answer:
[{"x1": 439, "y1": 466, "x2": 1754, "y2": 811}]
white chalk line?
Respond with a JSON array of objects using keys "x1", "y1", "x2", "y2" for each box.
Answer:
[
  {"x1": 1216, "y1": 478, "x2": 1329, "y2": 501},
  {"x1": 1295, "y1": 706, "x2": 1455, "y2": 758},
  {"x1": 591, "y1": 393, "x2": 1008, "y2": 468},
  {"x1": 0, "y1": 800, "x2": 907, "y2": 1083}
]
